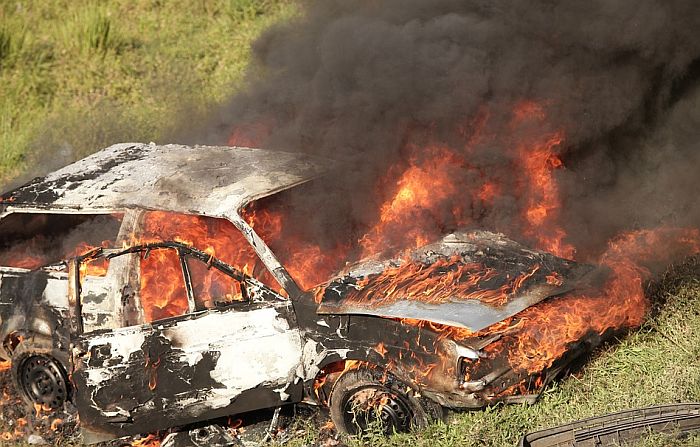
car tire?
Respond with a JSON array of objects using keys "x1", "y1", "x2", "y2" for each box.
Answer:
[
  {"x1": 329, "y1": 366, "x2": 443, "y2": 436},
  {"x1": 11, "y1": 339, "x2": 71, "y2": 411}
]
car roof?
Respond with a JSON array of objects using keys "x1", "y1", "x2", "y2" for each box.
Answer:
[{"x1": 0, "y1": 143, "x2": 334, "y2": 218}]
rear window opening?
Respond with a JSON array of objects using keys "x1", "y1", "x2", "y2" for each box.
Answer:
[{"x1": 0, "y1": 213, "x2": 123, "y2": 270}]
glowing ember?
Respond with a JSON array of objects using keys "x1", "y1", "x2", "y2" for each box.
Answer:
[
  {"x1": 50, "y1": 418, "x2": 63, "y2": 431},
  {"x1": 130, "y1": 434, "x2": 161, "y2": 447}
]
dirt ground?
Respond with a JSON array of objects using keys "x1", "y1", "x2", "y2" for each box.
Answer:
[
  {"x1": 0, "y1": 365, "x2": 78, "y2": 445},
  {"x1": 0, "y1": 367, "x2": 340, "y2": 446}
]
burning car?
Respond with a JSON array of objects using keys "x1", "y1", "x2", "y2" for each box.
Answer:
[{"x1": 0, "y1": 143, "x2": 624, "y2": 442}]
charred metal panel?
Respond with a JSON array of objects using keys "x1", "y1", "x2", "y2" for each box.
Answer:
[
  {"x1": 520, "y1": 403, "x2": 700, "y2": 447},
  {"x1": 80, "y1": 276, "x2": 117, "y2": 332},
  {"x1": 1, "y1": 143, "x2": 334, "y2": 218},
  {"x1": 72, "y1": 300, "x2": 303, "y2": 439},
  {"x1": 301, "y1": 276, "x2": 606, "y2": 412},
  {"x1": 0, "y1": 268, "x2": 73, "y2": 359},
  {"x1": 296, "y1": 299, "x2": 440, "y2": 392},
  {"x1": 317, "y1": 231, "x2": 601, "y2": 331},
  {"x1": 296, "y1": 302, "x2": 463, "y2": 398}
]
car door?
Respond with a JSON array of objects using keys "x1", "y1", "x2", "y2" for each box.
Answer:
[{"x1": 69, "y1": 245, "x2": 303, "y2": 441}]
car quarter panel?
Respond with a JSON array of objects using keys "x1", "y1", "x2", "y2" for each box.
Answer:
[
  {"x1": 292, "y1": 297, "x2": 462, "y2": 396},
  {"x1": 0, "y1": 268, "x2": 72, "y2": 359}
]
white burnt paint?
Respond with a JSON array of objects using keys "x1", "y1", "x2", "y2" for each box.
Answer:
[
  {"x1": 82, "y1": 327, "x2": 146, "y2": 377},
  {"x1": 42, "y1": 275, "x2": 70, "y2": 308},
  {"x1": 4, "y1": 143, "x2": 333, "y2": 219},
  {"x1": 80, "y1": 275, "x2": 118, "y2": 332},
  {"x1": 161, "y1": 305, "x2": 302, "y2": 404},
  {"x1": 300, "y1": 339, "x2": 351, "y2": 381},
  {"x1": 81, "y1": 303, "x2": 303, "y2": 415}
]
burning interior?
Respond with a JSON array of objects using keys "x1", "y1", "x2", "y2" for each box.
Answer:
[{"x1": 0, "y1": 213, "x2": 123, "y2": 271}]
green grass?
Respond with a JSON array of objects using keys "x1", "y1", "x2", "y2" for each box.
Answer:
[{"x1": 0, "y1": 0, "x2": 296, "y2": 184}]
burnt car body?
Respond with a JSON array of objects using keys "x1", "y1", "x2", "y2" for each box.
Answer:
[{"x1": 0, "y1": 143, "x2": 607, "y2": 442}]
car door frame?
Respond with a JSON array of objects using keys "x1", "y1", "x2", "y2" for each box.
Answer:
[{"x1": 67, "y1": 243, "x2": 304, "y2": 442}]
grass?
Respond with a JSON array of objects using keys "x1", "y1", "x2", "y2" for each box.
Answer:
[
  {"x1": 2, "y1": 2, "x2": 700, "y2": 447},
  {"x1": 0, "y1": 0, "x2": 296, "y2": 185}
]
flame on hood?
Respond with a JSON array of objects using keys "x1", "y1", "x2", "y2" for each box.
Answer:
[{"x1": 315, "y1": 231, "x2": 601, "y2": 331}]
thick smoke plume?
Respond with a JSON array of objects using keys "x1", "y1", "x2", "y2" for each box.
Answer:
[{"x1": 179, "y1": 0, "x2": 700, "y2": 270}]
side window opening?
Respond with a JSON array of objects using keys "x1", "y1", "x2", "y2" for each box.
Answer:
[
  {"x1": 77, "y1": 244, "x2": 283, "y2": 332},
  {"x1": 139, "y1": 247, "x2": 190, "y2": 323},
  {"x1": 0, "y1": 213, "x2": 123, "y2": 272},
  {"x1": 76, "y1": 247, "x2": 189, "y2": 333},
  {"x1": 186, "y1": 257, "x2": 248, "y2": 311},
  {"x1": 141, "y1": 211, "x2": 283, "y2": 293}
]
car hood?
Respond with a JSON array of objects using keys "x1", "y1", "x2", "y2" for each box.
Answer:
[{"x1": 315, "y1": 231, "x2": 603, "y2": 332}]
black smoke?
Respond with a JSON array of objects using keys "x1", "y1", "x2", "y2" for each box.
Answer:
[{"x1": 175, "y1": 0, "x2": 700, "y2": 265}]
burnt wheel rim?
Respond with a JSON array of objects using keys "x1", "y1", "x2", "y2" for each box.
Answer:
[
  {"x1": 342, "y1": 386, "x2": 412, "y2": 435},
  {"x1": 18, "y1": 355, "x2": 67, "y2": 409}
]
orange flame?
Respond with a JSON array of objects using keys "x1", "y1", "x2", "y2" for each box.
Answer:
[
  {"x1": 342, "y1": 257, "x2": 541, "y2": 308},
  {"x1": 136, "y1": 211, "x2": 279, "y2": 323},
  {"x1": 358, "y1": 146, "x2": 467, "y2": 257},
  {"x1": 513, "y1": 102, "x2": 574, "y2": 259},
  {"x1": 498, "y1": 227, "x2": 700, "y2": 374},
  {"x1": 234, "y1": 101, "x2": 698, "y2": 390},
  {"x1": 130, "y1": 434, "x2": 161, "y2": 447}
]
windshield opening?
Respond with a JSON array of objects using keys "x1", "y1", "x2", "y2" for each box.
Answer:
[{"x1": 241, "y1": 179, "x2": 362, "y2": 291}]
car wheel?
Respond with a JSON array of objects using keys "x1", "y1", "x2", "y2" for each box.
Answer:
[
  {"x1": 11, "y1": 340, "x2": 70, "y2": 411},
  {"x1": 329, "y1": 366, "x2": 443, "y2": 436}
]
